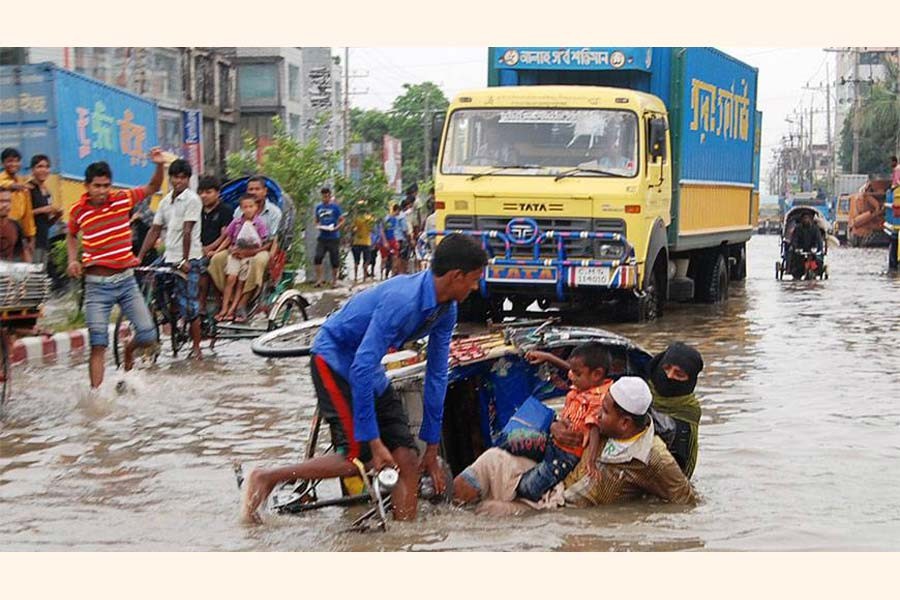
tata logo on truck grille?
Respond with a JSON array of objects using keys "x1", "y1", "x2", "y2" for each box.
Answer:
[
  {"x1": 506, "y1": 217, "x2": 540, "y2": 245},
  {"x1": 502, "y1": 202, "x2": 564, "y2": 212}
]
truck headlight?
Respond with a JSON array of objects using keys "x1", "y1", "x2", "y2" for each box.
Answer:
[{"x1": 595, "y1": 242, "x2": 624, "y2": 259}]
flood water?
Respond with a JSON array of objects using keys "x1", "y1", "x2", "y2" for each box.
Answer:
[{"x1": 2, "y1": 236, "x2": 899, "y2": 550}]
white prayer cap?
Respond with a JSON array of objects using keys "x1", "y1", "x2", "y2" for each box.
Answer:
[{"x1": 609, "y1": 377, "x2": 652, "y2": 416}]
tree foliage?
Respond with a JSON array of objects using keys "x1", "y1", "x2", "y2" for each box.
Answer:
[{"x1": 838, "y1": 58, "x2": 900, "y2": 175}]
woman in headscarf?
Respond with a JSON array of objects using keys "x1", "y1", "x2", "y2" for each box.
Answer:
[{"x1": 646, "y1": 342, "x2": 703, "y2": 479}]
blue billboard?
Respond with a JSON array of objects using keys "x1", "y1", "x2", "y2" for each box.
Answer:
[{"x1": 54, "y1": 68, "x2": 158, "y2": 186}]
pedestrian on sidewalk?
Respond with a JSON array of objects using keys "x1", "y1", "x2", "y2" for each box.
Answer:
[
  {"x1": 313, "y1": 187, "x2": 344, "y2": 288},
  {"x1": 66, "y1": 152, "x2": 165, "y2": 391},
  {"x1": 136, "y1": 159, "x2": 205, "y2": 359},
  {"x1": 350, "y1": 199, "x2": 375, "y2": 284},
  {"x1": 26, "y1": 154, "x2": 63, "y2": 268}
]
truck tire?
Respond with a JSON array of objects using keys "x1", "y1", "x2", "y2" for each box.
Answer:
[
  {"x1": 694, "y1": 251, "x2": 729, "y2": 303},
  {"x1": 621, "y1": 259, "x2": 664, "y2": 322},
  {"x1": 729, "y1": 243, "x2": 747, "y2": 281}
]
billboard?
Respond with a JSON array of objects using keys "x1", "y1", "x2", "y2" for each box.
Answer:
[
  {"x1": 55, "y1": 67, "x2": 159, "y2": 186},
  {"x1": 383, "y1": 135, "x2": 402, "y2": 194},
  {"x1": 183, "y1": 109, "x2": 203, "y2": 188}
]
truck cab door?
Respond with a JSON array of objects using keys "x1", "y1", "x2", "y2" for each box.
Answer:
[{"x1": 645, "y1": 114, "x2": 670, "y2": 215}]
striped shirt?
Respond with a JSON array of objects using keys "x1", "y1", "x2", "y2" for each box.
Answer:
[{"x1": 68, "y1": 188, "x2": 146, "y2": 270}]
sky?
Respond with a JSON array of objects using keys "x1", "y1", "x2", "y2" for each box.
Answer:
[{"x1": 344, "y1": 47, "x2": 833, "y2": 197}]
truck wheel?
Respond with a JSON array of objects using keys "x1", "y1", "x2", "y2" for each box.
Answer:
[
  {"x1": 697, "y1": 252, "x2": 729, "y2": 303},
  {"x1": 730, "y1": 243, "x2": 747, "y2": 281},
  {"x1": 622, "y1": 262, "x2": 663, "y2": 322}
]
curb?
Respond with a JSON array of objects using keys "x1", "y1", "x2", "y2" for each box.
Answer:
[
  {"x1": 10, "y1": 324, "x2": 118, "y2": 367},
  {"x1": 10, "y1": 280, "x2": 381, "y2": 366}
]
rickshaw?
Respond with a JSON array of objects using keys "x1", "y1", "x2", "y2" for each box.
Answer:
[
  {"x1": 113, "y1": 176, "x2": 310, "y2": 366},
  {"x1": 245, "y1": 318, "x2": 652, "y2": 531},
  {"x1": 0, "y1": 261, "x2": 51, "y2": 406},
  {"x1": 775, "y1": 206, "x2": 829, "y2": 281}
]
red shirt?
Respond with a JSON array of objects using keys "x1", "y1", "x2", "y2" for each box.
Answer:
[{"x1": 68, "y1": 187, "x2": 146, "y2": 270}]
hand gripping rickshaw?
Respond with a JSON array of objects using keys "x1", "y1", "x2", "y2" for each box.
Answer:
[
  {"x1": 244, "y1": 317, "x2": 652, "y2": 531},
  {"x1": 0, "y1": 261, "x2": 51, "y2": 406},
  {"x1": 775, "y1": 206, "x2": 830, "y2": 281},
  {"x1": 113, "y1": 176, "x2": 310, "y2": 366}
]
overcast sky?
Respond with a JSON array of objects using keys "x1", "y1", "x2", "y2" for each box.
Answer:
[{"x1": 344, "y1": 47, "x2": 832, "y2": 196}]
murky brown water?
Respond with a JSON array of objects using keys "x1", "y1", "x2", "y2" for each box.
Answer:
[{"x1": 3, "y1": 236, "x2": 899, "y2": 550}]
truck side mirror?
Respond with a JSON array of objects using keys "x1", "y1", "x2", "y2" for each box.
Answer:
[{"x1": 649, "y1": 117, "x2": 667, "y2": 162}]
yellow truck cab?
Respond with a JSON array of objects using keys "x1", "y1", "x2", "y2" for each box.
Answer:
[{"x1": 433, "y1": 47, "x2": 761, "y2": 321}]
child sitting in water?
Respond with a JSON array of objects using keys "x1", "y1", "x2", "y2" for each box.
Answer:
[
  {"x1": 515, "y1": 342, "x2": 613, "y2": 501},
  {"x1": 215, "y1": 194, "x2": 268, "y2": 322}
]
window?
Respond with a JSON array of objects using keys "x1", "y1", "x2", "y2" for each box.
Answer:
[
  {"x1": 289, "y1": 114, "x2": 301, "y2": 139},
  {"x1": 158, "y1": 112, "x2": 183, "y2": 155},
  {"x1": 441, "y1": 108, "x2": 639, "y2": 178},
  {"x1": 289, "y1": 64, "x2": 300, "y2": 101},
  {"x1": 239, "y1": 64, "x2": 278, "y2": 102},
  {"x1": 219, "y1": 63, "x2": 233, "y2": 110},
  {"x1": 240, "y1": 114, "x2": 276, "y2": 140}
]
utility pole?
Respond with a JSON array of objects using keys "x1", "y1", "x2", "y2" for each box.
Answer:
[
  {"x1": 852, "y1": 47, "x2": 861, "y2": 173},
  {"x1": 809, "y1": 99, "x2": 815, "y2": 190},
  {"x1": 825, "y1": 61, "x2": 833, "y2": 189},
  {"x1": 343, "y1": 47, "x2": 350, "y2": 176},
  {"x1": 423, "y1": 94, "x2": 432, "y2": 180}
]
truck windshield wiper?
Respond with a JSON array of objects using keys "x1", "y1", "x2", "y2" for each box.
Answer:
[
  {"x1": 468, "y1": 165, "x2": 542, "y2": 180},
  {"x1": 554, "y1": 167, "x2": 628, "y2": 181}
]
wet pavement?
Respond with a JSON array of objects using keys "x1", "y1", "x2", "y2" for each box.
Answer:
[{"x1": 2, "y1": 236, "x2": 899, "y2": 550}]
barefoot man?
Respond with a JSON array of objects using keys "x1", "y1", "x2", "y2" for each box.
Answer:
[
  {"x1": 66, "y1": 151, "x2": 165, "y2": 391},
  {"x1": 241, "y1": 234, "x2": 488, "y2": 522}
]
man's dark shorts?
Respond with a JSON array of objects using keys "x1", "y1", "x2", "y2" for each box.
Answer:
[
  {"x1": 309, "y1": 353, "x2": 417, "y2": 463},
  {"x1": 314, "y1": 238, "x2": 341, "y2": 268}
]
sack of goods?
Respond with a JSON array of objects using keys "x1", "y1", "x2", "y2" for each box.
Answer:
[{"x1": 0, "y1": 261, "x2": 51, "y2": 312}]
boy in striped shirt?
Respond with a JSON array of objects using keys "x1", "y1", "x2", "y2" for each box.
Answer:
[{"x1": 66, "y1": 150, "x2": 165, "y2": 390}]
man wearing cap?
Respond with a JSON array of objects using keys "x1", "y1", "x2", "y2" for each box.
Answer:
[
  {"x1": 646, "y1": 342, "x2": 704, "y2": 478},
  {"x1": 453, "y1": 377, "x2": 696, "y2": 511}
]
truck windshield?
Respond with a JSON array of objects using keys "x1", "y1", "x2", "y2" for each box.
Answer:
[{"x1": 441, "y1": 108, "x2": 638, "y2": 178}]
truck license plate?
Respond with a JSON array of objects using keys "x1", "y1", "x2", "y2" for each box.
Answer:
[{"x1": 573, "y1": 267, "x2": 611, "y2": 286}]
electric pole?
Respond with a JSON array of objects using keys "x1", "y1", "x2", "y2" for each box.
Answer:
[
  {"x1": 825, "y1": 61, "x2": 833, "y2": 190},
  {"x1": 809, "y1": 99, "x2": 815, "y2": 190},
  {"x1": 423, "y1": 94, "x2": 432, "y2": 180},
  {"x1": 343, "y1": 47, "x2": 350, "y2": 176},
  {"x1": 852, "y1": 47, "x2": 861, "y2": 173}
]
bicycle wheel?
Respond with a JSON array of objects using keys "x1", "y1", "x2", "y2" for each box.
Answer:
[
  {"x1": 113, "y1": 310, "x2": 161, "y2": 369},
  {"x1": 266, "y1": 292, "x2": 309, "y2": 331},
  {"x1": 1, "y1": 329, "x2": 10, "y2": 406},
  {"x1": 251, "y1": 317, "x2": 325, "y2": 358}
]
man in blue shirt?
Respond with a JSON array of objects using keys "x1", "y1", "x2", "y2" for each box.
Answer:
[
  {"x1": 313, "y1": 187, "x2": 344, "y2": 288},
  {"x1": 241, "y1": 234, "x2": 488, "y2": 523}
]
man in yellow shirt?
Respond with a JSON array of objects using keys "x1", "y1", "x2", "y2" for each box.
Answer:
[
  {"x1": 350, "y1": 200, "x2": 376, "y2": 284},
  {"x1": 0, "y1": 148, "x2": 37, "y2": 249}
]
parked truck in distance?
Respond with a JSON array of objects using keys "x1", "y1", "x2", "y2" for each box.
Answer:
[{"x1": 433, "y1": 47, "x2": 761, "y2": 321}]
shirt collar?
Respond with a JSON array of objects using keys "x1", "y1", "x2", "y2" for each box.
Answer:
[
  {"x1": 419, "y1": 270, "x2": 439, "y2": 312},
  {"x1": 600, "y1": 420, "x2": 655, "y2": 465}
]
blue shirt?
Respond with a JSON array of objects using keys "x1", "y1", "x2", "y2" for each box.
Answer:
[
  {"x1": 315, "y1": 202, "x2": 343, "y2": 239},
  {"x1": 311, "y1": 270, "x2": 457, "y2": 444},
  {"x1": 395, "y1": 213, "x2": 409, "y2": 242},
  {"x1": 383, "y1": 215, "x2": 397, "y2": 241}
]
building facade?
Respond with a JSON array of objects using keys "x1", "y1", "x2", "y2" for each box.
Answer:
[
  {"x1": 833, "y1": 47, "x2": 900, "y2": 142},
  {"x1": 4, "y1": 47, "x2": 239, "y2": 177},
  {"x1": 224, "y1": 47, "x2": 344, "y2": 157}
]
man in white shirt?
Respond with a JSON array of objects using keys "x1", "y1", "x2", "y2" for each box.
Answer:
[{"x1": 137, "y1": 159, "x2": 204, "y2": 358}]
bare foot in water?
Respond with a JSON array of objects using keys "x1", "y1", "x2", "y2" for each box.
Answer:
[{"x1": 240, "y1": 468, "x2": 275, "y2": 524}]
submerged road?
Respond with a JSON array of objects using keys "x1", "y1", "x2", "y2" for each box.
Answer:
[{"x1": 2, "y1": 236, "x2": 899, "y2": 550}]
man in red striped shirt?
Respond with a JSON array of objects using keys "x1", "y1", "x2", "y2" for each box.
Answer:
[{"x1": 66, "y1": 149, "x2": 165, "y2": 390}]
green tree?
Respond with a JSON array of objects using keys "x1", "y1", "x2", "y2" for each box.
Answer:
[
  {"x1": 389, "y1": 82, "x2": 449, "y2": 186},
  {"x1": 350, "y1": 107, "x2": 392, "y2": 145},
  {"x1": 838, "y1": 58, "x2": 900, "y2": 175}
]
